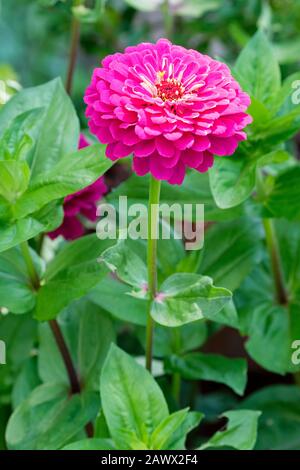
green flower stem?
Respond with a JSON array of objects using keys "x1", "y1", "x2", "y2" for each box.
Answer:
[
  {"x1": 262, "y1": 218, "x2": 288, "y2": 305},
  {"x1": 145, "y1": 176, "x2": 161, "y2": 372},
  {"x1": 65, "y1": 0, "x2": 82, "y2": 95},
  {"x1": 20, "y1": 241, "x2": 40, "y2": 290}
]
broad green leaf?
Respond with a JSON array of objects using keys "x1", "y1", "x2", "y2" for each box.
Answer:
[
  {"x1": 0, "y1": 245, "x2": 42, "y2": 314},
  {"x1": 0, "y1": 160, "x2": 30, "y2": 203},
  {"x1": 166, "y1": 353, "x2": 247, "y2": 395},
  {"x1": 234, "y1": 30, "x2": 281, "y2": 108},
  {"x1": 100, "y1": 344, "x2": 169, "y2": 449},
  {"x1": 149, "y1": 408, "x2": 189, "y2": 450},
  {"x1": 0, "y1": 201, "x2": 63, "y2": 253},
  {"x1": 151, "y1": 273, "x2": 232, "y2": 327},
  {"x1": 199, "y1": 410, "x2": 261, "y2": 450},
  {"x1": 34, "y1": 235, "x2": 112, "y2": 321},
  {"x1": 14, "y1": 144, "x2": 112, "y2": 219},
  {"x1": 12, "y1": 357, "x2": 41, "y2": 409},
  {"x1": 263, "y1": 166, "x2": 300, "y2": 220},
  {"x1": 5, "y1": 383, "x2": 98, "y2": 450},
  {"x1": 89, "y1": 277, "x2": 147, "y2": 326},
  {"x1": 240, "y1": 385, "x2": 300, "y2": 450},
  {"x1": 0, "y1": 78, "x2": 79, "y2": 178},
  {"x1": 209, "y1": 149, "x2": 289, "y2": 209},
  {"x1": 167, "y1": 411, "x2": 203, "y2": 450},
  {"x1": 38, "y1": 299, "x2": 115, "y2": 391},
  {"x1": 199, "y1": 218, "x2": 263, "y2": 291},
  {"x1": 240, "y1": 300, "x2": 300, "y2": 374},
  {"x1": 237, "y1": 220, "x2": 300, "y2": 374},
  {"x1": 63, "y1": 438, "x2": 116, "y2": 450},
  {"x1": 124, "y1": 0, "x2": 161, "y2": 12},
  {"x1": 0, "y1": 313, "x2": 37, "y2": 405}
]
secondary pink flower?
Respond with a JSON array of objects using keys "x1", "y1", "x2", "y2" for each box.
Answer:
[
  {"x1": 84, "y1": 39, "x2": 251, "y2": 185},
  {"x1": 48, "y1": 134, "x2": 107, "y2": 240}
]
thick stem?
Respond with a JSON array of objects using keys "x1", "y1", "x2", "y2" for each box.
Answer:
[
  {"x1": 145, "y1": 176, "x2": 161, "y2": 372},
  {"x1": 20, "y1": 241, "x2": 40, "y2": 290},
  {"x1": 262, "y1": 218, "x2": 288, "y2": 305},
  {"x1": 65, "y1": 12, "x2": 80, "y2": 95}
]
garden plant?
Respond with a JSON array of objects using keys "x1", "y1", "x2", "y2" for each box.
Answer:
[{"x1": 0, "y1": 0, "x2": 300, "y2": 454}]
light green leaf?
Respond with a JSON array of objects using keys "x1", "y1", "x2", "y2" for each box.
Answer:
[
  {"x1": 200, "y1": 410, "x2": 261, "y2": 450},
  {"x1": 0, "y1": 78, "x2": 79, "y2": 178},
  {"x1": 151, "y1": 273, "x2": 232, "y2": 327},
  {"x1": 5, "y1": 384, "x2": 99, "y2": 450},
  {"x1": 100, "y1": 344, "x2": 169, "y2": 449},
  {"x1": 149, "y1": 408, "x2": 189, "y2": 450},
  {"x1": 34, "y1": 235, "x2": 113, "y2": 321},
  {"x1": 0, "y1": 160, "x2": 30, "y2": 203},
  {"x1": 63, "y1": 438, "x2": 116, "y2": 450},
  {"x1": 234, "y1": 30, "x2": 281, "y2": 108}
]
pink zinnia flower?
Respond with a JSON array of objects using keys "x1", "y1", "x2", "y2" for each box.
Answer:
[
  {"x1": 48, "y1": 134, "x2": 107, "y2": 240},
  {"x1": 84, "y1": 39, "x2": 252, "y2": 185}
]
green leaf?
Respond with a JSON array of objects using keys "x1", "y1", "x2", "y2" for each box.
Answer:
[
  {"x1": 34, "y1": 235, "x2": 112, "y2": 321},
  {"x1": 38, "y1": 299, "x2": 115, "y2": 391},
  {"x1": 149, "y1": 408, "x2": 189, "y2": 450},
  {"x1": 209, "y1": 148, "x2": 289, "y2": 209},
  {"x1": 234, "y1": 30, "x2": 281, "y2": 108},
  {"x1": 0, "y1": 313, "x2": 37, "y2": 404},
  {"x1": 151, "y1": 273, "x2": 232, "y2": 327},
  {"x1": 63, "y1": 438, "x2": 116, "y2": 450},
  {"x1": 0, "y1": 160, "x2": 30, "y2": 203},
  {"x1": 100, "y1": 238, "x2": 148, "y2": 292},
  {"x1": 89, "y1": 277, "x2": 148, "y2": 326},
  {"x1": 167, "y1": 411, "x2": 203, "y2": 450},
  {"x1": 263, "y1": 166, "x2": 300, "y2": 220},
  {"x1": 0, "y1": 201, "x2": 63, "y2": 253},
  {"x1": 241, "y1": 301, "x2": 300, "y2": 374},
  {"x1": 166, "y1": 353, "x2": 247, "y2": 395},
  {"x1": 0, "y1": 78, "x2": 79, "y2": 178},
  {"x1": 12, "y1": 357, "x2": 41, "y2": 409},
  {"x1": 237, "y1": 220, "x2": 300, "y2": 374},
  {"x1": 5, "y1": 384, "x2": 98, "y2": 450},
  {"x1": 100, "y1": 344, "x2": 169, "y2": 449},
  {"x1": 14, "y1": 143, "x2": 112, "y2": 219},
  {"x1": 200, "y1": 410, "x2": 261, "y2": 450},
  {"x1": 199, "y1": 218, "x2": 263, "y2": 291},
  {"x1": 240, "y1": 385, "x2": 300, "y2": 450},
  {"x1": 0, "y1": 245, "x2": 42, "y2": 314}
]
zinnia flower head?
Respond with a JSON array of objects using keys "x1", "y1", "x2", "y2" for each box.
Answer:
[
  {"x1": 48, "y1": 134, "x2": 107, "y2": 240},
  {"x1": 84, "y1": 39, "x2": 252, "y2": 185}
]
